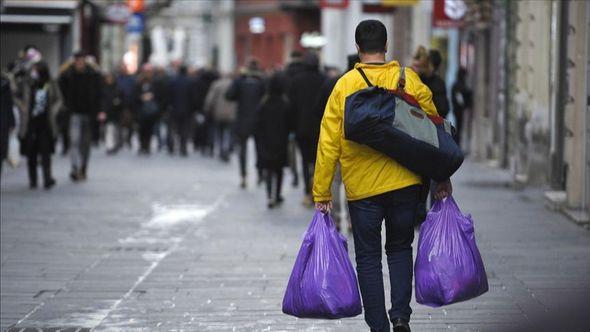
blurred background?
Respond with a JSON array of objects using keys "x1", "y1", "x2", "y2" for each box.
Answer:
[{"x1": 1, "y1": 0, "x2": 588, "y2": 218}]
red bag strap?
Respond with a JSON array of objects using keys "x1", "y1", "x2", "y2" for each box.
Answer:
[{"x1": 397, "y1": 66, "x2": 406, "y2": 91}]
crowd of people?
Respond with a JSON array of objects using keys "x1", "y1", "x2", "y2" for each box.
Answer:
[
  {"x1": 0, "y1": 43, "x2": 471, "y2": 221},
  {"x1": 0, "y1": 46, "x2": 337, "y2": 217}
]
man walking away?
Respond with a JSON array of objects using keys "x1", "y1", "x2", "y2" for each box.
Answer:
[
  {"x1": 288, "y1": 52, "x2": 325, "y2": 207},
  {"x1": 256, "y1": 73, "x2": 290, "y2": 208},
  {"x1": 168, "y1": 65, "x2": 193, "y2": 156},
  {"x1": 225, "y1": 59, "x2": 266, "y2": 188},
  {"x1": 204, "y1": 73, "x2": 237, "y2": 162},
  {"x1": 313, "y1": 20, "x2": 453, "y2": 332},
  {"x1": 283, "y1": 51, "x2": 306, "y2": 188},
  {"x1": 59, "y1": 51, "x2": 101, "y2": 181},
  {"x1": 133, "y1": 64, "x2": 163, "y2": 155}
]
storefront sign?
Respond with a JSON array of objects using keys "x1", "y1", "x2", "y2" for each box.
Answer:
[
  {"x1": 127, "y1": 0, "x2": 144, "y2": 14},
  {"x1": 433, "y1": 0, "x2": 467, "y2": 28}
]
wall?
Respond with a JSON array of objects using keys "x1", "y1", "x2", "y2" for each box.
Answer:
[
  {"x1": 563, "y1": 0, "x2": 590, "y2": 213},
  {"x1": 508, "y1": 0, "x2": 552, "y2": 185},
  {"x1": 321, "y1": 1, "x2": 396, "y2": 72}
]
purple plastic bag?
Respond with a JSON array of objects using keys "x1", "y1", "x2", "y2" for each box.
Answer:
[
  {"x1": 282, "y1": 211, "x2": 362, "y2": 319},
  {"x1": 415, "y1": 196, "x2": 488, "y2": 307}
]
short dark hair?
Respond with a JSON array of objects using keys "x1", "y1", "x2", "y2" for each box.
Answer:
[
  {"x1": 355, "y1": 20, "x2": 387, "y2": 54},
  {"x1": 429, "y1": 49, "x2": 442, "y2": 71}
]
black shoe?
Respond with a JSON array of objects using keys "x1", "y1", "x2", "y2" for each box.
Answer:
[
  {"x1": 29, "y1": 182, "x2": 38, "y2": 189},
  {"x1": 392, "y1": 318, "x2": 410, "y2": 332},
  {"x1": 276, "y1": 196, "x2": 284, "y2": 204},
  {"x1": 70, "y1": 170, "x2": 80, "y2": 182},
  {"x1": 44, "y1": 178, "x2": 56, "y2": 190}
]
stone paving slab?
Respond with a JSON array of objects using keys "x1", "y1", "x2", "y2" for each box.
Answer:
[{"x1": 2, "y1": 148, "x2": 590, "y2": 331}]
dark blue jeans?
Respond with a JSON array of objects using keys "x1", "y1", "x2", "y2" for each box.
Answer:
[{"x1": 348, "y1": 185, "x2": 420, "y2": 332}]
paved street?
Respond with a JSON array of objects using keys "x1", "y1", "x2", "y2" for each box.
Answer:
[{"x1": 1, "y1": 147, "x2": 590, "y2": 331}]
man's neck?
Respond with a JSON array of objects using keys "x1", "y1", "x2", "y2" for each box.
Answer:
[{"x1": 360, "y1": 52, "x2": 386, "y2": 64}]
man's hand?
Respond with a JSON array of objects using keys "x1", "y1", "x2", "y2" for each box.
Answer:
[
  {"x1": 315, "y1": 201, "x2": 332, "y2": 213},
  {"x1": 434, "y1": 179, "x2": 453, "y2": 201}
]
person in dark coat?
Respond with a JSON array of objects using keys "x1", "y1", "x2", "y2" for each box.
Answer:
[
  {"x1": 225, "y1": 59, "x2": 266, "y2": 188},
  {"x1": 282, "y1": 51, "x2": 306, "y2": 188},
  {"x1": 451, "y1": 67, "x2": 472, "y2": 146},
  {"x1": 256, "y1": 74, "x2": 291, "y2": 208},
  {"x1": 413, "y1": 47, "x2": 452, "y2": 213},
  {"x1": 412, "y1": 47, "x2": 449, "y2": 118},
  {"x1": 288, "y1": 52, "x2": 326, "y2": 206},
  {"x1": 59, "y1": 51, "x2": 102, "y2": 181},
  {"x1": 133, "y1": 64, "x2": 164, "y2": 155},
  {"x1": 191, "y1": 68, "x2": 219, "y2": 156},
  {"x1": 102, "y1": 72, "x2": 124, "y2": 154},
  {"x1": 20, "y1": 62, "x2": 62, "y2": 189},
  {"x1": 168, "y1": 65, "x2": 193, "y2": 156},
  {"x1": 1, "y1": 73, "x2": 16, "y2": 179},
  {"x1": 116, "y1": 64, "x2": 137, "y2": 148}
]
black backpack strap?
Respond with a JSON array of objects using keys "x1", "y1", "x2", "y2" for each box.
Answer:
[
  {"x1": 397, "y1": 66, "x2": 406, "y2": 91},
  {"x1": 356, "y1": 68, "x2": 373, "y2": 87}
]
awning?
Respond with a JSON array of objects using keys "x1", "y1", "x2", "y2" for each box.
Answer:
[
  {"x1": 0, "y1": 14, "x2": 72, "y2": 25},
  {"x1": 1, "y1": 0, "x2": 78, "y2": 10}
]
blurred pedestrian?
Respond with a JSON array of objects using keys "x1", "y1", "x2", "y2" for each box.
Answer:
[
  {"x1": 412, "y1": 47, "x2": 449, "y2": 118},
  {"x1": 102, "y1": 72, "x2": 124, "y2": 154},
  {"x1": 314, "y1": 20, "x2": 452, "y2": 332},
  {"x1": 283, "y1": 51, "x2": 306, "y2": 188},
  {"x1": 451, "y1": 67, "x2": 472, "y2": 147},
  {"x1": 256, "y1": 74, "x2": 290, "y2": 208},
  {"x1": 413, "y1": 47, "x2": 451, "y2": 214},
  {"x1": 288, "y1": 52, "x2": 325, "y2": 207},
  {"x1": 116, "y1": 63, "x2": 137, "y2": 149},
  {"x1": 19, "y1": 61, "x2": 61, "y2": 189},
  {"x1": 204, "y1": 73, "x2": 237, "y2": 162},
  {"x1": 192, "y1": 68, "x2": 219, "y2": 156},
  {"x1": 86, "y1": 56, "x2": 103, "y2": 146},
  {"x1": 168, "y1": 65, "x2": 193, "y2": 156},
  {"x1": 225, "y1": 59, "x2": 266, "y2": 188},
  {"x1": 59, "y1": 51, "x2": 102, "y2": 181},
  {"x1": 133, "y1": 64, "x2": 162, "y2": 155},
  {"x1": 153, "y1": 66, "x2": 170, "y2": 152},
  {"x1": 1, "y1": 72, "x2": 16, "y2": 179}
]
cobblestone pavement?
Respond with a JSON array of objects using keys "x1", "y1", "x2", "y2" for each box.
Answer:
[{"x1": 1, "y1": 147, "x2": 590, "y2": 331}]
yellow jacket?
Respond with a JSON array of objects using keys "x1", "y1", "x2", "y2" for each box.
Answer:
[{"x1": 313, "y1": 60, "x2": 438, "y2": 202}]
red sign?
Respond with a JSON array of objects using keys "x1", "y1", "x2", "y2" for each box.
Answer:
[
  {"x1": 432, "y1": 0, "x2": 467, "y2": 28},
  {"x1": 127, "y1": 0, "x2": 145, "y2": 13},
  {"x1": 319, "y1": 0, "x2": 349, "y2": 9}
]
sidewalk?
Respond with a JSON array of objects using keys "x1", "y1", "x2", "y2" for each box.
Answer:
[{"x1": 1, "y1": 149, "x2": 589, "y2": 331}]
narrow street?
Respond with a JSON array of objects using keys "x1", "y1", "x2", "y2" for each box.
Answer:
[{"x1": 1, "y1": 149, "x2": 589, "y2": 331}]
